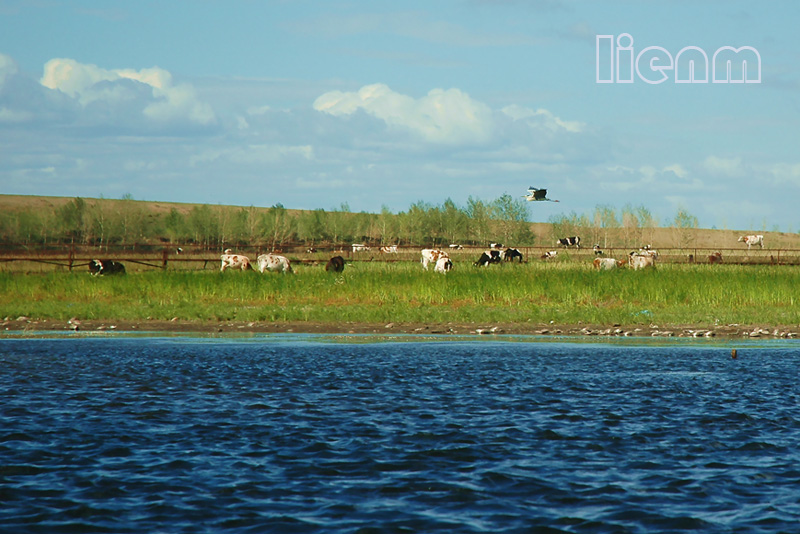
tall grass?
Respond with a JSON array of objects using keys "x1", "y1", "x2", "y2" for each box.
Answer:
[{"x1": 1, "y1": 262, "x2": 798, "y2": 327}]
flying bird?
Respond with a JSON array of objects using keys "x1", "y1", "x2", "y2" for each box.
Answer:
[{"x1": 523, "y1": 186, "x2": 559, "y2": 202}]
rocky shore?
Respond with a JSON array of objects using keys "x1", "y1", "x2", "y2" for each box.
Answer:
[{"x1": 3, "y1": 316, "x2": 798, "y2": 340}]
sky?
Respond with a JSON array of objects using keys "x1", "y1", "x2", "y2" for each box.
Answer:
[{"x1": 1, "y1": 0, "x2": 798, "y2": 231}]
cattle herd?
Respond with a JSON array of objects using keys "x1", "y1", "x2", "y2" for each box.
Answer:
[{"x1": 86, "y1": 234, "x2": 768, "y2": 275}]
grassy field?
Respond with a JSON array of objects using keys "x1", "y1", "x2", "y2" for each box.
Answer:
[{"x1": 2, "y1": 261, "x2": 798, "y2": 330}]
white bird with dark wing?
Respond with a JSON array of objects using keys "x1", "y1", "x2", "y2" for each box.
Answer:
[{"x1": 523, "y1": 186, "x2": 559, "y2": 202}]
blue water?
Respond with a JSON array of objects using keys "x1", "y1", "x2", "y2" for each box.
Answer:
[{"x1": 2, "y1": 334, "x2": 800, "y2": 533}]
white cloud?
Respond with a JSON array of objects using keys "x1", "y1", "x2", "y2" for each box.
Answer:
[
  {"x1": 769, "y1": 162, "x2": 800, "y2": 186},
  {"x1": 702, "y1": 155, "x2": 745, "y2": 177},
  {"x1": 190, "y1": 144, "x2": 314, "y2": 166},
  {"x1": 0, "y1": 53, "x2": 18, "y2": 88},
  {"x1": 501, "y1": 104, "x2": 584, "y2": 133},
  {"x1": 40, "y1": 58, "x2": 215, "y2": 125},
  {"x1": 313, "y1": 83, "x2": 493, "y2": 144},
  {"x1": 663, "y1": 163, "x2": 687, "y2": 179},
  {"x1": 0, "y1": 106, "x2": 30, "y2": 122}
]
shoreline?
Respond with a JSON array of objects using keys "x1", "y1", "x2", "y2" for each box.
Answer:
[{"x1": 2, "y1": 317, "x2": 798, "y2": 340}]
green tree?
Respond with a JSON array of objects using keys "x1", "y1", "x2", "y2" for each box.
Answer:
[
  {"x1": 465, "y1": 196, "x2": 491, "y2": 245},
  {"x1": 164, "y1": 208, "x2": 188, "y2": 242},
  {"x1": 672, "y1": 207, "x2": 698, "y2": 249},
  {"x1": 492, "y1": 193, "x2": 533, "y2": 245},
  {"x1": 592, "y1": 204, "x2": 619, "y2": 248},
  {"x1": 263, "y1": 203, "x2": 296, "y2": 250},
  {"x1": 440, "y1": 198, "x2": 469, "y2": 245},
  {"x1": 187, "y1": 205, "x2": 219, "y2": 247},
  {"x1": 57, "y1": 197, "x2": 89, "y2": 244},
  {"x1": 635, "y1": 205, "x2": 658, "y2": 247},
  {"x1": 296, "y1": 208, "x2": 328, "y2": 244}
]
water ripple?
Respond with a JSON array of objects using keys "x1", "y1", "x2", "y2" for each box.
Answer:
[{"x1": 2, "y1": 338, "x2": 800, "y2": 532}]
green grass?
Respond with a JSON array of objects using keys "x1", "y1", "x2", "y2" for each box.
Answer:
[{"x1": 1, "y1": 262, "x2": 798, "y2": 328}]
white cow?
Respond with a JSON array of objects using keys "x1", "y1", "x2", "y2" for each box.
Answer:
[
  {"x1": 738, "y1": 235, "x2": 764, "y2": 250},
  {"x1": 220, "y1": 249, "x2": 252, "y2": 271},
  {"x1": 257, "y1": 253, "x2": 293, "y2": 273},
  {"x1": 352, "y1": 244, "x2": 371, "y2": 253},
  {"x1": 541, "y1": 250, "x2": 558, "y2": 260},
  {"x1": 421, "y1": 249, "x2": 450, "y2": 270},
  {"x1": 434, "y1": 256, "x2": 453, "y2": 274}
]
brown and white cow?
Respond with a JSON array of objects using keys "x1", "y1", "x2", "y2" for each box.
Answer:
[
  {"x1": 593, "y1": 257, "x2": 625, "y2": 270},
  {"x1": 738, "y1": 234, "x2": 764, "y2": 250},
  {"x1": 421, "y1": 249, "x2": 450, "y2": 270},
  {"x1": 220, "y1": 249, "x2": 253, "y2": 271},
  {"x1": 256, "y1": 253, "x2": 293, "y2": 273},
  {"x1": 629, "y1": 251, "x2": 656, "y2": 270},
  {"x1": 541, "y1": 250, "x2": 558, "y2": 260},
  {"x1": 379, "y1": 245, "x2": 398, "y2": 253},
  {"x1": 352, "y1": 244, "x2": 371, "y2": 253},
  {"x1": 709, "y1": 251, "x2": 723, "y2": 264}
]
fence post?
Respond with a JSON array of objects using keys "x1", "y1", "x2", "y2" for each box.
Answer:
[
  {"x1": 68, "y1": 245, "x2": 74, "y2": 272},
  {"x1": 162, "y1": 248, "x2": 169, "y2": 270}
]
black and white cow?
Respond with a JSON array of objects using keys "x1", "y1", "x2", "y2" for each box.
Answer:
[
  {"x1": 503, "y1": 248, "x2": 524, "y2": 263},
  {"x1": 557, "y1": 236, "x2": 581, "y2": 248},
  {"x1": 89, "y1": 259, "x2": 126, "y2": 276},
  {"x1": 474, "y1": 249, "x2": 503, "y2": 266}
]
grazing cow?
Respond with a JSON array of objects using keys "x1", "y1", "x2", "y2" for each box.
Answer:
[
  {"x1": 448, "y1": 244, "x2": 463, "y2": 250},
  {"x1": 421, "y1": 249, "x2": 450, "y2": 270},
  {"x1": 503, "y1": 248, "x2": 524, "y2": 263},
  {"x1": 89, "y1": 259, "x2": 126, "y2": 276},
  {"x1": 490, "y1": 243, "x2": 503, "y2": 249},
  {"x1": 634, "y1": 245, "x2": 659, "y2": 259},
  {"x1": 351, "y1": 244, "x2": 371, "y2": 253},
  {"x1": 593, "y1": 244, "x2": 603, "y2": 255},
  {"x1": 307, "y1": 247, "x2": 317, "y2": 253},
  {"x1": 593, "y1": 257, "x2": 625, "y2": 270},
  {"x1": 474, "y1": 249, "x2": 503, "y2": 267},
  {"x1": 738, "y1": 234, "x2": 764, "y2": 250},
  {"x1": 220, "y1": 250, "x2": 252, "y2": 272},
  {"x1": 557, "y1": 236, "x2": 581, "y2": 248},
  {"x1": 379, "y1": 245, "x2": 398, "y2": 253},
  {"x1": 709, "y1": 252, "x2": 723, "y2": 264},
  {"x1": 325, "y1": 255, "x2": 345, "y2": 273},
  {"x1": 256, "y1": 253, "x2": 293, "y2": 273},
  {"x1": 434, "y1": 256, "x2": 453, "y2": 274},
  {"x1": 629, "y1": 252, "x2": 656, "y2": 270},
  {"x1": 541, "y1": 250, "x2": 558, "y2": 260}
]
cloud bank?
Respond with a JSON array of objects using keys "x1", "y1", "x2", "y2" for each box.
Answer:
[{"x1": 2, "y1": 52, "x2": 799, "y2": 230}]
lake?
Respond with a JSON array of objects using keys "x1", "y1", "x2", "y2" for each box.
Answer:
[{"x1": 2, "y1": 333, "x2": 800, "y2": 533}]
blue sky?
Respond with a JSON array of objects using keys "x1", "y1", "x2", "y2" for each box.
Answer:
[{"x1": 1, "y1": 0, "x2": 797, "y2": 231}]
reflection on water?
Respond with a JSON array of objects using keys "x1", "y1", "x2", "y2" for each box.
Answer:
[{"x1": 2, "y1": 336, "x2": 800, "y2": 533}]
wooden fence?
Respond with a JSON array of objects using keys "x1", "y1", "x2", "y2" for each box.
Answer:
[{"x1": 1, "y1": 244, "x2": 799, "y2": 273}]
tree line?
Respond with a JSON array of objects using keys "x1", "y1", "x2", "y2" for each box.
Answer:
[
  {"x1": 0, "y1": 194, "x2": 534, "y2": 250},
  {"x1": 548, "y1": 205, "x2": 698, "y2": 250},
  {"x1": 0, "y1": 195, "x2": 704, "y2": 250}
]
